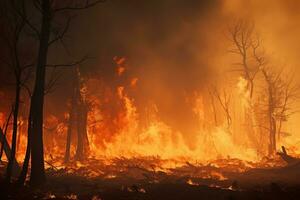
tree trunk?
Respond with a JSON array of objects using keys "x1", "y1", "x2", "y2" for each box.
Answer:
[
  {"x1": 75, "y1": 102, "x2": 86, "y2": 160},
  {"x1": 0, "y1": 128, "x2": 20, "y2": 175},
  {"x1": 82, "y1": 104, "x2": 89, "y2": 154},
  {"x1": 6, "y1": 82, "x2": 21, "y2": 182},
  {"x1": 269, "y1": 117, "x2": 276, "y2": 155},
  {"x1": 17, "y1": 117, "x2": 22, "y2": 154},
  {"x1": 64, "y1": 83, "x2": 77, "y2": 163},
  {"x1": 261, "y1": 69, "x2": 277, "y2": 156},
  {"x1": 75, "y1": 69, "x2": 89, "y2": 161},
  {"x1": 29, "y1": 0, "x2": 51, "y2": 186},
  {"x1": 0, "y1": 107, "x2": 13, "y2": 161},
  {"x1": 17, "y1": 109, "x2": 32, "y2": 186}
]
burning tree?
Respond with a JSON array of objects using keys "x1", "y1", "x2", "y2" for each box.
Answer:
[
  {"x1": 64, "y1": 67, "x2": 90, "y2": 162},
  {"x1": 253, "y1": 50, "x2": 299, "y2": 155},
  {"x1": 228, "y1": 20, "x2": 299, "y2": 156}
]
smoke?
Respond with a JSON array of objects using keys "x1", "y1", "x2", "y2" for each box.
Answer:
[
  {"x1": 45, "y1": 0, "x2": 226, "y2": 142},
  {"x1": 1, "y1": 0, "x2": 299, "y2": 151},
  {"x1": 43, "y1": 0, "x2": 300, "y2": 147}
]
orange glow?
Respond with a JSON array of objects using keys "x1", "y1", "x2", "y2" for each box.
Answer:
[{"x1": 130, "y1": 77, "x2": 138, "y2": 87}]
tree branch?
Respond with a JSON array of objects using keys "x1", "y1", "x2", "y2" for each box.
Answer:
[
  {"x1": 48, "y1": 16, "x2": 73, "y2": 46},
  {"x1": 53, "y1": 0, "x2": 106, "y2": 13},
  {"x1": 46, "y1": 56, "x2": 93, "y2": 68},
  {"x1": 11, "y1": 0, "x2": 40, "y2": 38}
]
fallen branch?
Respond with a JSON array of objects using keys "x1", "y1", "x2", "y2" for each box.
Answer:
[{"x1": 277, "y1": 146, "x2": 300, "y2": 165}]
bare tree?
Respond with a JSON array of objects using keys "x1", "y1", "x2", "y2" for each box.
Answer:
[
  {"x1": 251, "y1": 38, "x2": 299, "y2": 155},
  {"x1": 7, "y1": 0, "x2": 104, "y2": 186},
  {"x1": 0, "y1": 0, "x2": 35, "y2": 182},
  {"x1": 211, "y1": 86, "x2": 232, "y2": 130},
  {"x1": 227, "y1": 20, "x2": 264, "y2": 155},
  {"x1": 228, "y1": 20, "x2": 300, "y2": 156},
  {"x1": 276, "y1": 79, "x2": 299, "y2": 141},
  {"x1": 228, "y1": 21, "x2": 260, "y2": 98}
]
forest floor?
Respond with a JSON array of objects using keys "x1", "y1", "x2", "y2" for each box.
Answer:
[{"x1": 0, "y1": 156, "x2": 300, "y2": 200}]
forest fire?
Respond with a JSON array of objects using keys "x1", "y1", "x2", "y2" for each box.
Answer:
[
  {"x1": 1, "y1": 0, "x2": 300, "y2": 200},
  {"x1": 1, "y1": 55, "x2": 298, "y2": 178}
]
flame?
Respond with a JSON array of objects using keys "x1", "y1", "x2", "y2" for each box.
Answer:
[
  {"x1": 114, "y1": 56, "x2": 126, "y2": 76},
  {"x1": 130, "y1": 77, "x2": 138, "y2": 87},
  {"x1": 0, "y1": 57, "x2": 299, "y2": 180},
  {"x1": 186, "y1": 178, "x2": 200, "y2": 186},
  {"x1": 237, "y1": 76, "x2": 250, "y2": 108},
  {"x1": 86, "y1": 81, "x2": 258, "y2": 162},
  {"x1": 117, "y1": 66, "x2": 126, "y2": 76}
]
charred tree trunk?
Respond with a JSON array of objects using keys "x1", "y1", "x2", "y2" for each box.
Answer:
[
  {"x1": 29, "y1": 0, "x2": 51, "y2": 186},
  {"x1": 64, "y1": 82, "x2": 77, "y2": 163},
  {"x1": 75, "y1": 68, "x2": 89, "y2": 161},
  {"x1": 6, "y1": 80, "x2": 21, "y2": 182},
  {"x1": 262, "y1": 69, "x2": 277, "y2": 156},
  {"x1": 82, "y1": 103, "x2": 89, "y2": 154},
  {"x1": 75, "y1": 102, "x2": 89, "y2": 160},
  {"x1": 269, "y1": 117, "x2": 276, "y2": 155},
  {"x1": 75, "y1": 104, "x2": 84, "y2": 161},
  {"x1": 0, "y1": 107, "x2": 13, "y2": 161},
  {"x1": 17, "y1": 109, "x2": 32, "y2": 186},
  {"x1": 0, "y1": 128, "x2": 20, "y2": 174}
]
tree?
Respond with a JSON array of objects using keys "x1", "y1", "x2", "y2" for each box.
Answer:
[
  {"x1": 64, "y1": 70, "x2": 77, "y2": 163},
  {"x1": 0, "y1": 0, "x2": 34, "y2": 182},
  {"x1": 9, "y1": 0, "x2": 104, "y2": 186},
  {"x1": 17, "y1": 107, "x2": 32, "y2": 185},
  {"x1": 251, "y1": 37, "x2": 299, "y2": 155},
  {"x1": 210, "y1": 86, "x2": 232, "y2": 130},
  {"x1": 228, "y1": 21, "x2": 259, "y2": 98},
  {"x1": 27, "y1": 0, "x2": 51, "y2": 186},
  {"x1": 228, "y1": 20, "x2": 299, "y2": 156},
  {"x1": 228, "y1": 21, "x2": 261, "y2": 152},
  {"x1": 0, "y1": 0, "x2": 104, "y2": 186},
  {"x1": 64, "y1": 66, "x2": 91, "y2": 162},
  {"x1": 0, "y1": 106, "x2": 13, "y2": 162},
  {"x1": 74, "y1": 68, "x2": 90, "y2": 161},
  {"x1": 0, "y1": 106, "x2": 21, "y2": 175}
]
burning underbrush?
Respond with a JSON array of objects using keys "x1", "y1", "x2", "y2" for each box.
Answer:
[
  {"x1": 35, "y1": 154, "x2": 299, "y2": 200},
  {"x1": 44, "y1": 154, "x2": 289, "y2": 184},
  {"x1": 1, "y1": 152, "x2": 300, "y2": 199}
]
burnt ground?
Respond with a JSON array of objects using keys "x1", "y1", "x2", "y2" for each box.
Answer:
[{"x1": 0, "y1": 158, "x2": 300, "y2": 200}]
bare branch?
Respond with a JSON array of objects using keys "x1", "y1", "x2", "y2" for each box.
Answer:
[
  {"x1": 20, "y1": 82, "x2": 32, "y2": 97},
  {"x1": 11, "y1": 0, "x2": 40, "y2": 38},
  {"x1": 45, "y1": 67, "x2": 62, "y2": 94},
  {"x1": 48, "y1": 16, "x2": 74, "y2": 46},
  {"x1": 53, "y1": 0, "x2": 105, "y2": 13},
  {"x1": 46, "y1": 55, "x2": 93, "y2": 68}
]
